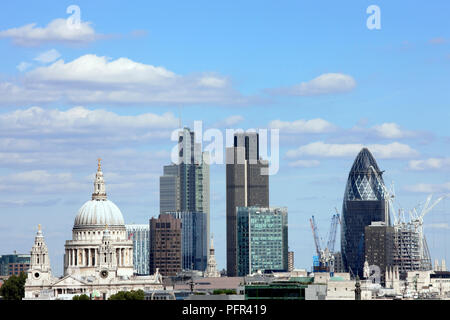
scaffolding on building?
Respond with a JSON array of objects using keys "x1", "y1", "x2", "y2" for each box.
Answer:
[{"x1": 384, "y1": 185, "x2": 447, "y2": 278}]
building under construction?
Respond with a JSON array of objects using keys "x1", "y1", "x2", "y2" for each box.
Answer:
[
  {"x1": 392, "y1": 222, "x2": 430, "y2": 279},
  {"x1": 385, "y1": 194, "x2": 445, "y2": 279}
]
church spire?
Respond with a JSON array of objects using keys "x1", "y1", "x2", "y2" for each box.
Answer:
[
  {"x1": 205, "y1": 235, "x2": 220, "y2": 277},
  {"x1": 92, "y1": 158, "x2": 107, "y2": 201}
]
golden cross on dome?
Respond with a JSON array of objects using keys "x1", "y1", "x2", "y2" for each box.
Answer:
[
  {"x1": 38, "y1": 224, "x2": 41, "y2": 231},
  {"x1": 97, "y1": 158, "x2": 102, "y2": 171}
]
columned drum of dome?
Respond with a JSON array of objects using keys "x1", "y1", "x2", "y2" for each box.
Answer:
[{"x1": 341, "y1": 148, "x2": 390, "y2": 278}]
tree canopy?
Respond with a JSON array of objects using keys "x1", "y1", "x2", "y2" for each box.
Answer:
[
  {"x1": 0, "y1": 272, "x2": 27, "y2": 300},
  {"x1": 108, "y1": 289, "x2": 145, "y2": 300}
]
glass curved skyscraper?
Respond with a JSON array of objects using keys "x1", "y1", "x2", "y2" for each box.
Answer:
[{"x1": 341, "y1": 148, "x2": 390, "y2": 277}]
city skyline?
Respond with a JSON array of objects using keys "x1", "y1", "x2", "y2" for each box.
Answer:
[{"x1": 0, "y1": 1, "x2": 449, "y2": 277}]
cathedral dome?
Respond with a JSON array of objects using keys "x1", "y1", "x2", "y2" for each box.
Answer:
[
  {"x1": 74, "y1": 199, "x2": 125, "y2": 228},
  {"x1": 73, "y1": 159, "x2": 125, "y2": 229}
]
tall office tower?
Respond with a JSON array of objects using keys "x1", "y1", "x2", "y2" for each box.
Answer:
[
  {"x1": 167, "y1": 211, "x2": 207, "y2": 271},
  {"x1": 236, "y1": 207, "x2": 288, "y2": 276},
  {"x1": 159, "y1": 128, "x2": 210, "y2": 266},
  {"x1": 126, "y1": 224, "x2": 150, "y2": 275},
  {"x1": 226, "y1": 132, "x2": 269, "y2": 276},
  {"x1": 364, "y1": 221, "x2": 394, "y2": 285},
  {"x1": 149, "y1": 214, "x2": 182, "y2": 276},
  {"x1": 160, "y1": 164, "x2": 180, "y2": 214},
  {"x1": 341, "y1": 148, "x2": 389, "y2": 278}
]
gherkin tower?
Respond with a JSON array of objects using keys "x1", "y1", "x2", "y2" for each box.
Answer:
[{"x1": 341, "y1": 148, "x2": 390, "y2": 277}]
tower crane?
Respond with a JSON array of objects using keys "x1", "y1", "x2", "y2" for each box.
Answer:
[
  {"x1": 408, "y1": 194, "x2": 448, "y2": 270},
  {"x1": 310, "y1": 212, "x2": 341, "y2": 274},
  {"x1": 310, "y1": 215, "x2": 321, "y2": 257}
]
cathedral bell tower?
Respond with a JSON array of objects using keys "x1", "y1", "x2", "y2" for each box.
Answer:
[
  {"x1": 27, "y1": 225, "x2": 52, "y2": 284},
  {"x1": 98, "y1": 225, "x2": 117, "y2": 279}
]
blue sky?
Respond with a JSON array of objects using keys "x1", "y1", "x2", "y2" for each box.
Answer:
[{"x1": 0, "y1": 1, "x2": 449, "y2": 276}]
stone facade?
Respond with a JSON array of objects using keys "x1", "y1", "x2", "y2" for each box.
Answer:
[{"x1": 24, "y1": 161, "x2": 164, "y2": 300}]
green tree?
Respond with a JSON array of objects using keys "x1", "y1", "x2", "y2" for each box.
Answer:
[
  {"x1": 0, "y1": 272, "x2": 27, "y2": 300},
  {"x1": 212, "y1": 289, "x2": 236, "y2": 295},
  {"x1": 73, "y1": 294, "x2": 90, "y2": 300},
  {"x1": 108, "y1": 289, "x2": 145, "y2": 300}
]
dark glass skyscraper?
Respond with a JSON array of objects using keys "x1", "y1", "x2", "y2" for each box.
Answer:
[
  {"x1": 226, "y1": 132, "x2": 269, "y2": 276},
  {"x1": 341, "y1": 148, "x2": 389, "y2": 278}
]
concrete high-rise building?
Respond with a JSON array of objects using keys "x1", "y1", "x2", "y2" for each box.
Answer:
[
  {"x1": 341, "y1": 148, "x2": 389, "y2": 278},
  {"x1": 126, "y1": 224, "x2": 150, "y2": 275},
  {"x1": 226, "y1": 132, "x2": 269, "y2": 276},
  {"x1": 167, "y1": 211, "x2": 207, "y2": 271},
  {"x1": 159, "y1": 127, "x2": 210, "y2": 269},
  {"x1": 236, "y1": 207, "x2": 288, "y2": 276},
  {"x1": 364, "y1": 221, "x2": 394, "y2": 284},
  {"x1": 149, "y1": 214, "x2": 182, "y2": 276}
]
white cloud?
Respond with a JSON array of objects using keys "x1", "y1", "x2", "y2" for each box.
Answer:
[
  {"x1": 0, "y1": 18, "x2": 97, "y2": 46},
  {"x1": 213, "y1": 115, "x2": 244, "y2": 127},
  {"x1": 198, "y1": 76, "x2": 228, "y2": 88},
  {"x1": 0, "y1": 147, "x2": 171, "y2": 196},
  {"x1": 269, "y1": 118, "x2": 336, "y2": 134},
  {"x1": 0, "y1": 54, "x2": 249, "y2": 106},
  {"x1": 0, "y1": 106, "x2": 178, "y2": 141},
  {"x1": 372, "y1": 123, "x2": 416, "y2": 139},
  {"x1": 17, "y1": 61, "x2": 32, "y2": 72},
  {"x1": 404, "y1": 182, "x2": 450, "y2": 194},
  {"x1": 0, "y1": 81, "x2": 59, "y2": 105},
  {"x1": 288, "y1": 159, "x2": 320, "y2": 168},
  {"x1": 408, "y1": 158, "x2": 450, "y2": 171},
  {"x1": 269, "y1": 73, "x2": 356, "y2": 96},
  {"x1": 4, "y1": 170, "x2": 72, "y2": 184},
  {"x1": 286, "y1": 141, "x2": 418, "y2": 159},
  {"x1": 26, "y1": 54, "x2": 176, "y2": 85},
  {"x1": 0, "y1": 170, "x2": 82, "y2": 194},
  {"x1": 373, "y1": 123, "x2": 404, "y2": 139},
  {"x1": 34, "y1": 49, "x2": 61, "y2": 64}
]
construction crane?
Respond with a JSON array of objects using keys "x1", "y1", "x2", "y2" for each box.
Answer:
[
  {"x1": 408, "y1": 194, "x2": 448, "y2": 270},
  {"x1": 310, "y1": 212, "x2": 341, "y2": 274},
  {"x1": 327, "y1": 211, "x2": 340, "y2": 254},
  {"x1": 310, "y1": 215, "x2": 322, "y2": 257},
  {"x1": 388, "y1": 191, "x2": 449, "y2": 273}
]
